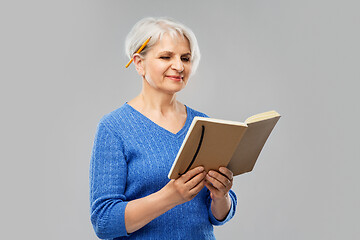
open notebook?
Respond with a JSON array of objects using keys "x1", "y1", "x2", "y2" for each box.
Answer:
[{"x1": 168, "y1": 110, "x2": 281, "y2": 179}]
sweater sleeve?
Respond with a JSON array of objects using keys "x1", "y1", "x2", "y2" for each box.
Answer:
[
  {"x1": 89, "y1": 120, "x2": 130, "y2": 239},
  {"x1": 207, "y1": 189, "x2": 237, "y2": 226}
]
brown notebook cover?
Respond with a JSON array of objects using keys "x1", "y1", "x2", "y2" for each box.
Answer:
[{"x1": 168, "y1": 111, "x2": 280, "y2": 179}]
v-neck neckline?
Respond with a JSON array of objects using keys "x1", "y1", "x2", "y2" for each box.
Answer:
[{"x1": 124, "y1": 102, "x2": 191, "y2": 138}]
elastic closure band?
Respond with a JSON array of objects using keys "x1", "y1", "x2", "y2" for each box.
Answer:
[{"x1": 179, "y1": 125, "x2": 205, "y2": 176}]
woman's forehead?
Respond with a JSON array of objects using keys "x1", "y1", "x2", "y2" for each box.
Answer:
[{"x1": 151, "y1": 33, "x2": 190, "y2": 53}]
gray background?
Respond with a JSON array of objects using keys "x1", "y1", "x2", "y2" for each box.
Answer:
[{"x1": 1, "y1": 0, "x2": 359, "y2": 239}]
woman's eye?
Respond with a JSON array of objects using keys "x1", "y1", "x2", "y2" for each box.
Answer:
[
  {"x1": 160, "y1": 56, "x2": 170, "y2": 59},
  {"x1": 182, "y1": 57, "x2": 190, "y2": 62}
]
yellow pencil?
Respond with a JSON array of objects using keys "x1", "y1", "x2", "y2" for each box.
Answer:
[{"x1": 125, "y1": 37, "x2": 151, "y2": 68}]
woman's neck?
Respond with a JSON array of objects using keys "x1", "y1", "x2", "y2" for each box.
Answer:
[{"x1": 129, "y1": 80, "x2": 184, "y2": 117}]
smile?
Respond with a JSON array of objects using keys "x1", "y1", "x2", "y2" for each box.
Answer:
[{"x1": 166, "y1": 76, "x2": 183, "y2": 81}]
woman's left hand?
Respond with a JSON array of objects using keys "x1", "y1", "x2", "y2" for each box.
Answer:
[{"x1": 204, "y1": 167, "x2": 233, "y2": 201}]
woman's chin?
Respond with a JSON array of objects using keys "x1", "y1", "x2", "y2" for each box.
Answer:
[{"x1": 162, "y1": 85, "x2": 185, "y2": 94}]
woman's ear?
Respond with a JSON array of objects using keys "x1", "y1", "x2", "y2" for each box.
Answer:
[{"x1": 133, "y1": 53, "x2": 145, "y2": 76}]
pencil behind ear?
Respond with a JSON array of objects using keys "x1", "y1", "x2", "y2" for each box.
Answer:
[{"x1": 133, "y1": 53, "x2": 145, "y2": 76}]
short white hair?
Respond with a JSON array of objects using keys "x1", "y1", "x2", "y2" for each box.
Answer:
[{"x1": 125, "y1": 17, "x2": 201, "y2": 75}]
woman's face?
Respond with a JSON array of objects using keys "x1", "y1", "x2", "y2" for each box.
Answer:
[{"x1": 139, "y1": 33, "x2": 192, "y2": 94}]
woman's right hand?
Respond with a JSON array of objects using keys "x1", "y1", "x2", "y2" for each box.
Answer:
[
  {"x1": 162, "y1": 166, "x2": 206, "y2": 206},
  {"x1": 123, "y1": 166, "x2": 206, "y2": 234}
]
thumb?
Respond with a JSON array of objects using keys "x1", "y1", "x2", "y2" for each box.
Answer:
[{"x1": 210, "y1": 192, "x2": 214, "y2": 199}]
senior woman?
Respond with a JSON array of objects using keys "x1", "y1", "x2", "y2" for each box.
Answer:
[{"x1": 90, "y1": 17, "x2": 237, "y2": 239}]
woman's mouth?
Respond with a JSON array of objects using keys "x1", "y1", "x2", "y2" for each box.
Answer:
[{"x1": 167, "y1": 75, "x2": 183, "y2": 81}]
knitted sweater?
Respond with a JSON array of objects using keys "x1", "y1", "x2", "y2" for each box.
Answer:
[{"x1": 89, "y1": 102, "x2": 237, "y2": 239}]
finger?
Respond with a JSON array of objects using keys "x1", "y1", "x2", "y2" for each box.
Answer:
[
  {"x1": 185, "y1": 171, "x2": 206, "y2": 190},
  {"x1": 206, "y1": 173, "x2": 226, "y2": 190},
  {"x1": 188, "y1": 178, "x2": 206, "y2": 197},
  {"x1": 207, "y1": 170, "x2": 230, "y2": 188},
  {"x1": 181, "y1": 166, "x2": 204, "y2": 183},
  {"x1": 219, "y1": 167, "x2": 234, "y2": 181},
  {"x1": 204, "y1": 180, "x2": 217, "y2": 193}
]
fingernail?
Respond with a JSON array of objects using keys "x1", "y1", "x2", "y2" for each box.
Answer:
[{"x1": 198, "y1": 166, "x2": 204, "y2": 171}]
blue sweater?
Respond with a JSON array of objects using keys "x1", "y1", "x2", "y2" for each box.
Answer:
[{"x1": 90, "y1": 103, "x2": 237, "y2": 239}]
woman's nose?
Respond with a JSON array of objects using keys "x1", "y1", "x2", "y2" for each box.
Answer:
[{"x1": 171, "y1": 58, "x2": 184, "y2": 72}]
